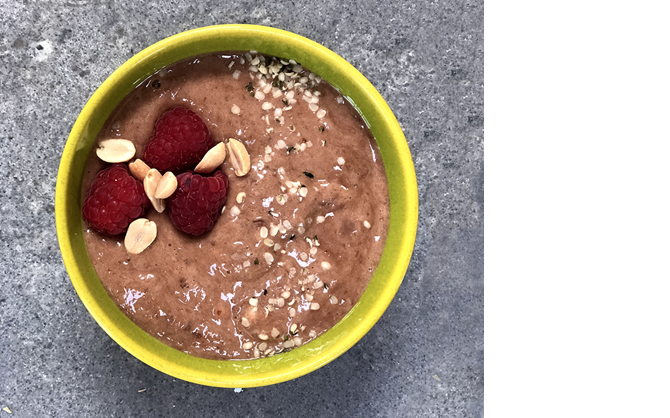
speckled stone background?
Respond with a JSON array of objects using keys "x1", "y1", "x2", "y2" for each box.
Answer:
[{"x1": 0, "y1": 0, "x2": 483, "y2": 416}]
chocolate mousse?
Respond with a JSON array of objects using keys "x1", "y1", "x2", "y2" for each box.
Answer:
[{"x1": 81, "y1": 51, "x2": 390, "y2": 360}]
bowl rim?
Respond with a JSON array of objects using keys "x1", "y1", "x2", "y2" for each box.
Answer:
[{"x1": 56, "y1": 24, "x2": 418, "y2": 387}]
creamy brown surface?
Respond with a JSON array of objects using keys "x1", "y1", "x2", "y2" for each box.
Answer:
[{"x1": 82, "y1": 52, "x2": 389, "y2": 360}]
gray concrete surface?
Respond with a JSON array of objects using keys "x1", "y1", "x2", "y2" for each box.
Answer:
[{"x1": 0, "y1": 1, "x2": 483, "y2": 416}]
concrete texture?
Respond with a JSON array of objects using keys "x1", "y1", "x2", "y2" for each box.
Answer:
[{"x1": 0, "y1": 0, "x2": 483, "y2": 416}]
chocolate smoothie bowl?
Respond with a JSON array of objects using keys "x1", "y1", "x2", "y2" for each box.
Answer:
[{"x1": 56, "y1": 25, "x2": 418, "y2": 387}]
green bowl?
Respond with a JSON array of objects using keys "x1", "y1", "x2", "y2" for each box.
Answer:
[{"x1": 56, "y1": 24, "x2": 418, "y2": 387}]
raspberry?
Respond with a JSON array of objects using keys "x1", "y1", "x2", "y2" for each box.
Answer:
[
  {"x1": 167, "y1": 170, "x2": 229, "y2": 236},
  {"x1": 82, "y1": 164, "x2": 150, "y2": 236},
  {"x1": 142, "y1": 106, "x2": 213, "y2": 173}
]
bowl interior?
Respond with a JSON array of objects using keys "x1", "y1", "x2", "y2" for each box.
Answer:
[{"x1": 56, "y1": 24, "x2": 418, "y2": 387}]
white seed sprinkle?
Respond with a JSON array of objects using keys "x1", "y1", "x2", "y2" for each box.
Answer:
[
  {"x1": 289, "y1": 307, "x2": 296, "y2": 317},
  {"x1": 309, "y1": 330, "x2": 317, "y2": 338},
  {"x1": 232, "y1": 70, "x2": 241, "y2": 79},
  {"x1": 250, "y1": 57, "x2": 260, "y2": 65},
  {"x1": 321, "y1": 261, "x2": 332, "y2": 271},
  {"x1": 241, "y1": 317, "x2": 250, "y2": 327},
  {"x1": 297, "y1": 225, "x2": 305, "y2": 234},
  {"x1": 283, "y1": 220, "x2": 292, "y2": 230},
  {"x1": 236, "y1": 192, "x2": 246, "y2": 203},
  {"x1": 310, "y1": 303, "x2": 320, "y2": 310},
  {"x1": 281, "y1": 291, "x2": 291, "y2": 299},
  {"x1": 270, "y1": 224, "x2": 279, "y2": 236},
  {"x1": 249, "y1": 65, "x2": 258, "y2": 73},
  {"x1": 264, "y1": 252, "x2": 274, "y2": 264},
  {"x1": 265, "y1": 145, "x2": 273, "y2": 154},
  {"x1": 274, "y1": 243, "x2": 281, "y2": 251},
  {"x1": 231, "y1": 104, "x2": 240, "y2": 114},
  {"x1": 259, "y1": 333, "x2": 269, "y2": 340},
  {"x1": 243, "y1": 260, "x2": 251, "y2": 268},
  {"x1": 221, "y1": 205, "x2": 226, "y2": 214},
  {"x1": 300, "y1": 252, "x2": 308, "y2": 261},
  {"x1": 276, "y1": 297, "x2": 285, "y2": 307},
  {"x1": 317, "y1": 109, "x2": 327, "y2": 119},
  {"x1": 364, "y1": 220, "x2": 371, "y2": 229},
  {"x1": 316, "y1": 216, "x2": 325, "y2": 224},
  {"x1": 258, "y1": 342, "x2": 268, "y2": 351},
  {"x1": 276, "y1": 194, "x2": 286, "y2": 205},
  {"x1": 274, "y1": 108, "x2": 283, "y2": 118},
  {"x1": 273, "y1": 89, "x2": 283, "y2": 98},
  {"x1": 260, "y1": 226, "x2": 268, "y2": 238},
  {"x1": 249, "y1": 298, "x2": 258, "y2": 306},
  {"x1": 293, "y1": 336, "x2": 302, "y2": 346},
  {"x1": 310, "y1": 247, "x2": 318, "y2": 255},
  {"x1": 261, "y1": 102, "x2": 274, "y2": 110},
  {"x1": 337, "y1": 157, "x2": 346, "y2": 165},
  {"x1": 271, "y1": 327, "x2": 280, "y2": 338},
  {"x1": 255, "y1": 91, "x2": 265, "y2": 100},
  {"x1": 254, "y1": 348, "x2": 260, "y2": 358},
  {"x1": 337, "y1": 95, "x2": 344, "y2": 104},
  {"x1": 230, "y1": 205, "x2": 241, "y2": 217},
  {"x1": 283, "y1": 340, "x2": 295, "y2": 348},
  {"x1": 263, "y1": 83, "x2": 272, "y2": 94},
  {"x1": 264, "y1": 238, "x2": 274, "y2": 247},
  {"x1": 309, "y1": 103, "x2": 319, "y2": 112},
  {"x1": 330, "y1": 295, "x2": 338, "y2": 304},
  {"x1": 305, "y1": 293, "x2": 313, "y2": 301},
  {"x1": 299, "y1": 187, "x2": 308, "y2": 197},
  {"x1": 242, "y1": 342, "x2": 253, "y2": 350},
  {"x1": 276, "y1": 139, "x2": 286, "y2": 149}
]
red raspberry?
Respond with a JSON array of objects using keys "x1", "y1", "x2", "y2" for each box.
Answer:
[
  {"x1": 142, "y1": 106, "x2": 213, "y2": 173},
  {"x1": 167, "y1": 170, "x2": 229, "y2": 236},
  {"x1": 82, "y1": 164, "x2": 150, "y2": 236}
]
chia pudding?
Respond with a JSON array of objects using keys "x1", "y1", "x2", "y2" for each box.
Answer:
[{"x1": 81, "y1": 52, "x2": 390, "y2": 360}]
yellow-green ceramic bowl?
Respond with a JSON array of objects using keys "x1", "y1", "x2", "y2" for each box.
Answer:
[{"x1": 56, "y1": 24, "x2": 418, "y2": 387}]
